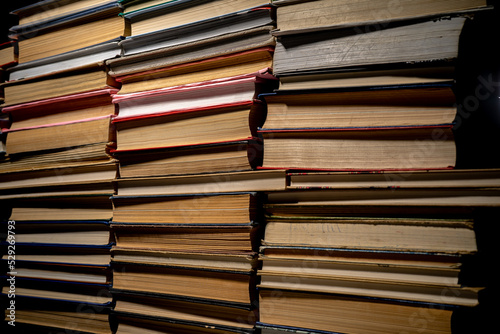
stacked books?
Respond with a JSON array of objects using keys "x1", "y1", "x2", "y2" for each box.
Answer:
[
  {"x1": 10, "y1": 0, "x2": 128, "y2": 65},
  {"x1": 257, "y1": 169, "x2": 500, "y2": 334},
  {"x1": 107, "y1": 2, "x2": 276, "y2": 178},
  {"x1": 1, "y1": 196, "x2": 114, "y2": 334},
  {"x1": 1, "y1": 1, "x2": 499, "y2": 333},
  {"x1": 254, "y1": 1, "x2": 500, "y2": 333},
  {"x1": 110, "y1": 192, "x2": 262, "y2": 333},
  {"x1": 260, "y1": 0, "x2": 494, "y2": 171},
  {"x1": 259, "y1": 85, "x2": 458, "y2": 170},
  {"x1": 0, "y1": 1, "x2": 128, "y2": 332},
  {"x1": 104, "y1": 1, "x2": 285, "y2": 333}
]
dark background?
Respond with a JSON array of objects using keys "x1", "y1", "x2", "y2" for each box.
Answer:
[{"x1": 0, "y1": 1, "x2": 40, "y2": 43}]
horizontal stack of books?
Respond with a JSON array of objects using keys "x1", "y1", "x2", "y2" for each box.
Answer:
[
  {"x1": 1, "y1": 1, "x2": 499, "y2": 333},
  {"x1": 260, "y1": 0, "x2": 495, "y2": 171},
  {"x1": 1, "y1": 0, "x2": 128, "y2": 332},
  {"x1": 255, "y1": 1, "x2": 500, "y2": 333},
  {"x1": 258, "y1": 168, "x2": 500, "y2": 333},
  {"x1": 105, "y1": 0, "x2": 284, "y2": 333}
]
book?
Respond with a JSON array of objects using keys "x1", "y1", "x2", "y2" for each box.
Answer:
[
  {"x1": 0, "y1": 41, "x2": 17, "y2": 69},
  {"x1": 260, "y1": 84, "x2": 457, "y2": 130},
  {"x1": 123, "y1": 0, "x2": 270, "y2": 36},
  {"x1": 4, "y1": 115, "x2": 115, "y2": 156},
  {"x1": 258, "y1": 247, "x2": 465, "y2": 287},
  {"x1": 258, "y1": 289, "x2": 458, "y2": 334},
  {"x1": 5, "y1": 298, "x2": 113, "y2": 334},
  {"x1": 111, "y1": 192, "x2": 259, "y2": 225},
  {"x1": 113, "y1": 47, "x2": 275, "y2": 96},
  {"x1": 0, "y1": 145, "x2": 118, "y2": 176},
  {"x1": 112, "y1": 264, "x2": 256, "y2": 305},
  {"x1": 0, "y1": 89, "x2": 118, "y2": 173},
  {"x1": 115, "y1": 7, "x2": 274, "y2": 57},
  {"x1": 258, "y1": 274, "x2": 481, "y2": 307},
  {"x1": 0, "y1": 180, "x2": 114, "y2": 200},
  {"x1": 112, "y1": 70, "x2": 274, "y2": 119},
  {"x1": 112, "y1": 25, "x2": 274, "y2": 79},
  {"x1": 11, "y1": 2, "x2": 130, "y2": 64},
  {"x1": 0, "y1": 163, "x2": 117, "y2": 199},
  {"x1": 115, "y1": 315, "x2": 254, "y2": 334},
  {"x1": 272, "y1": 0, "x2": 490, "y2": 35},
  {"x1": 114, "y1": 102, "x2": 264, "y2": 152},
  {"x1": 286, "y1": 168, "x2": 500, "y2": 190},
  {"x1": 276, "y1": 64, "x2": 459, "y2": 91},
  {"x1": 113, "y1": 293, "x2": 256, "y2": 332},
  {"x1": 261, "y1": 216, "x2": 477, "y2": 254},
  {"x1": 11, "y1": 221, "x2": 112, "y2": 247},
  {"x1": 272, "y1": 15, "x2": 470, "y2": 77},
  {"x1": 8, "y1": 39, "x2": 122, "y2": 81},
  {"x1": 7, "y1": 265, "x2": 110, "y2": 284},
  {"x1": 259, "y1": 126, "x2": 456, "y2": 171},
  {"x1": 8, "y1": 194, "x2": 113, "y2": 221},
  {"x1": 3, "y1": 88, "x2": 118, "y2": 130},
  {"x1": 10, "y1": 309, "x2": 112, "y2": 334},
  {"x1": 265, "y1": 188, "x2": 500, "y2": 213},
  {"x1": 115, "y1": 140, "x2": 262, "y2": 178},
  {"x1": 1, "y1": 67, "x2": 118, "y2": 107},
  {"x1": 120, "y1": 0, "x2": 193, "y2": 14},
  {"x1": 11, "y1": 0, "x2": 120, "y2": 27},
  {"x1": 115, "y1": 170, "x2": 287, "y2": 196},
  {"x1": 1, "y1": 278, "x2": 113, "y2": 305},
  {"x1": 3, "y1": 245, "x2": 112, "y2": 267},
  {"x1": 112, "y1": 249, "x2": 256, "y2": 272},
  {"x1": 112, "y1": 225, "x2": 258, "y2": 254}
]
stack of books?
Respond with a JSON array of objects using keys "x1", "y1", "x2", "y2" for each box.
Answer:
[
  {"x1": 260, "y1": 0, "x2": 494, "y2": 171},
  {"x1": 104, "y1": 0, "x2": 285, "y2": 333},
  {"x1": 10, "y1": 0, "x2": 128, "y2": 65},
  {"x1": 2, "y1": 196, "x2": 114, "y2": 334},
  {"x1": 255, "y1": 1, "x2": 500, "y2": 333},
  {"x1": 108, "y1": 0, "x2": 276, "y2": 178},
  {"x1": 110, "y1": 192, "x2": 261, "y2": 333},
  {"x1": 0, "y1": 41, "x2": 16, "y2": 82},
  {"x1": 1, "y1": 1, "x2": 128, "y2": 332},
  {"x1": 257, "y1": 168, "x2": 500, "y2": 334},
  {"x1": 1, "y1": 1, "x2": 499, "y2": 333}
]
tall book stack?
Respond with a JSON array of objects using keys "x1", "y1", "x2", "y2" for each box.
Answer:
[
  {"x1": 256, "y1": 1, "x2": 500, "y2": 333},
  {"x1": 103, "y1": 1, "x2": 286, "y2": 333},
  {"x1": 1, "y1": 1, "x2": 499, "y2": 333},
  {"x1": 260, "y1": 0, "x2": 497, "y2": 171},
  {"x1": 1, "y1": 1, "x2": 129, "y2": 333},
  {"x1": 258, "y1": 169, "x2": 500, "y2": 334}
]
